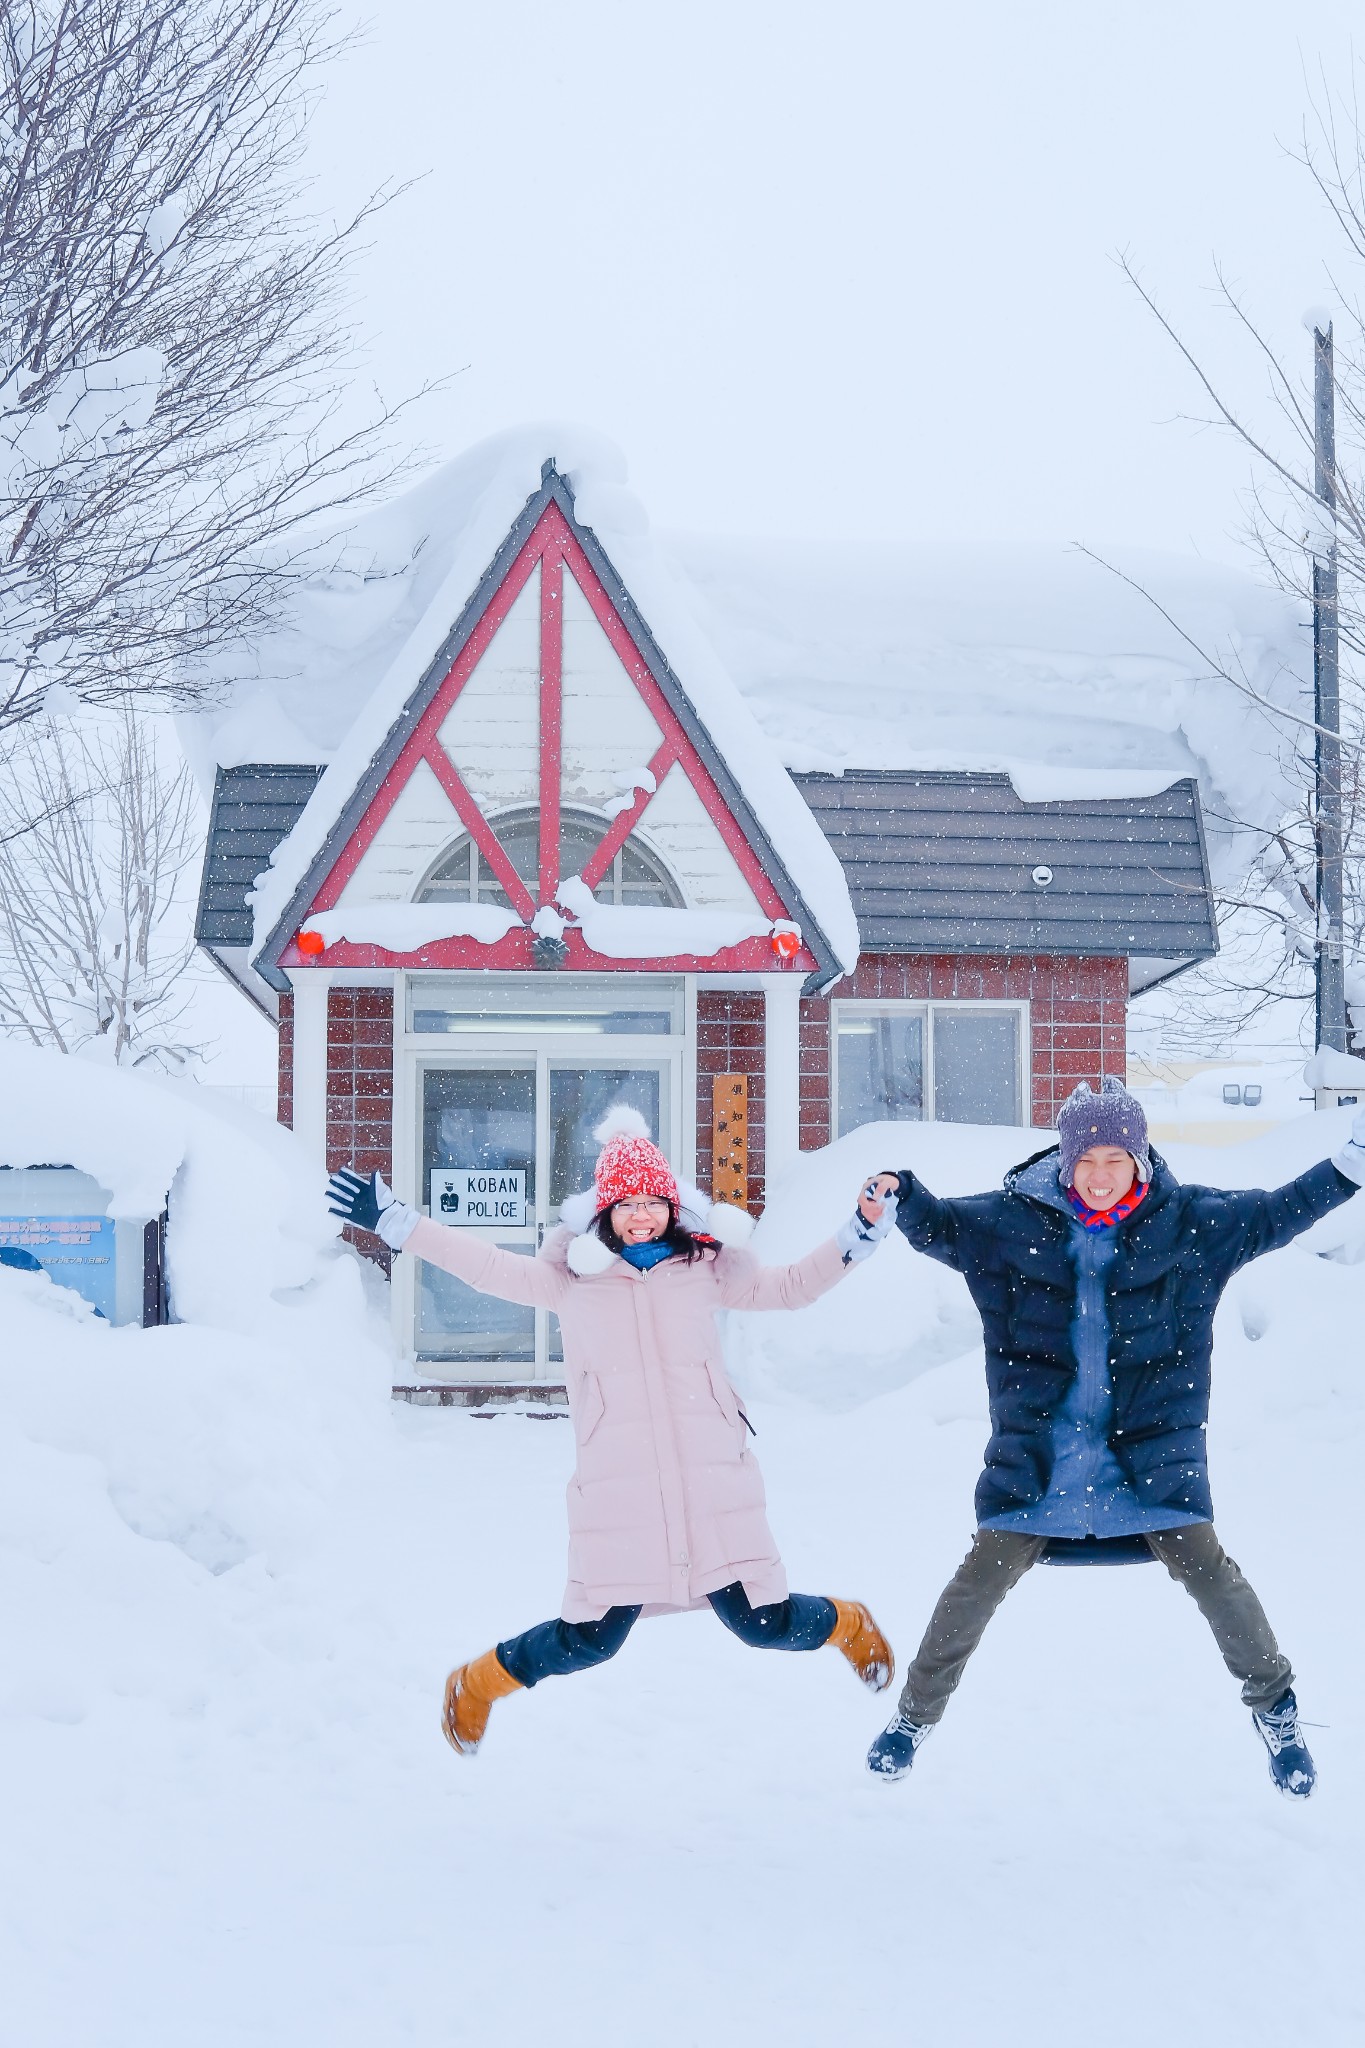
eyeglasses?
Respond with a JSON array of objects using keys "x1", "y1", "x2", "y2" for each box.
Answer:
[{"x1": 611, "y1": 1198, "x2": 671, "y2": 1217}]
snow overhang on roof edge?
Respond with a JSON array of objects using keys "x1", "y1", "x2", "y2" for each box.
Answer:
[{"x1": 247, "y1": 453, "x2": 860, "y2": 992}]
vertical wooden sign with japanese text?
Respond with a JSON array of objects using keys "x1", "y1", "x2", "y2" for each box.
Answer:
[{"x1": 712, "y1": 1074, "x2": 748, "y2": 1209}]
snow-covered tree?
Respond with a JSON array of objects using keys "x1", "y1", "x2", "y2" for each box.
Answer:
[
  {"x1": 0, "y1": 0, "x2": 416, "y2": 736},
  {"x1": 1117, "y1": 80, "x2": 1365, "y2": 1054},
  {"x1": 0, "y1": 706, "x2": 201, "y2": 1063}
]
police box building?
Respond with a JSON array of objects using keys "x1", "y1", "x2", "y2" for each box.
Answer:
[{"x1": 194, "y1": 432, "x2": 1223, "y2": 1395}]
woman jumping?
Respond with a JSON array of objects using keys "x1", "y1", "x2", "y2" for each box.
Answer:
[{"x1": 327, "y1": 1108, "x2": 898, "y2": 1755}]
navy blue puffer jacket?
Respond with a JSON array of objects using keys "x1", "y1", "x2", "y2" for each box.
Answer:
[{"x1": 894, "y1": 1147, "x2": 1357, "y2": 1524}]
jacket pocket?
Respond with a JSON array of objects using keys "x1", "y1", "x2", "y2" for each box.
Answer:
[
  {"x1": 704, "y1": 1360, "x2": 748, "y2": 1457},
  {"x1": 575, "y1": 1371, "x2": 606, "y2": 1445}
]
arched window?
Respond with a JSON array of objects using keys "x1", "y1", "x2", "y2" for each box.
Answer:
[{"x1": 418, "y1": 806, "x2": 683, "y2": 910}]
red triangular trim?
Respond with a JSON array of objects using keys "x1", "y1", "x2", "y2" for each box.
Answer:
[{"x1": 292, "y1": 498, "x2": 814, "y2": 970}]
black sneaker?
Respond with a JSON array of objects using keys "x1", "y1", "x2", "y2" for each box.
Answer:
[
  {"x1": 1251, "y1": 1688, "x2": 1317, "y2": 1799},
  {"x1": 866, "y1": 1711, "x2": 932, "y2": 1781}
]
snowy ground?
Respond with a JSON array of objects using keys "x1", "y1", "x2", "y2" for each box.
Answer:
[{"x1": 3, "y1": 1082, "x2": 1363, "y2": 2044}]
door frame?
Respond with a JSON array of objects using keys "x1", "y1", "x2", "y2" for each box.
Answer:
[{"x1": 391, "y1": 970, "x2": 695, "y2": 1380}]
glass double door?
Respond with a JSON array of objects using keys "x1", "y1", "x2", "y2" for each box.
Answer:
[{"x1": 416, "y1": 1053, "x2": 672, "y2": 1374}]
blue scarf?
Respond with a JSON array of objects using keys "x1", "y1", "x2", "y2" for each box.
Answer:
[{"x1": 619, "y1": 1239, "x2": 678, "y2": 1271}]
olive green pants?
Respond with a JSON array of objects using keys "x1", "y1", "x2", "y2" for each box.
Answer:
[{"x1": 898, "y1": 1523, "x2": 1293, "y2": 1724}]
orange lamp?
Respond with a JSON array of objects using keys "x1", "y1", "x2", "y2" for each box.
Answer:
[
  {"x1": 771, "y1": 927, "x2": 801, "y2": 962},
  {"x1": 296, "y1": 928, "x2": 326, "y2": 958}
]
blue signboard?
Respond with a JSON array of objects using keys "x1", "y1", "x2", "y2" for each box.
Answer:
[{"x1": 0, "y1": 1214, "x2": 117, "y2": 1319}]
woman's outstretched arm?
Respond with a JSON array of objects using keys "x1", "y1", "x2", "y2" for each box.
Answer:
[
  {"x1": 715, "y1": 1175, "x2": 899, "y2": 1310},
  {"x1": 326, "y1": 1167, "x2": 570, "y2": 1309},
  {"x1": 404, "y1": 1218, "x2": 571, "y2": 1309}
]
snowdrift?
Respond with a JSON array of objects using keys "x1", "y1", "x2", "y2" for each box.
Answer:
[
  {"x1": 3, "y1": 1062, "x2": 1363, "y2": 2041},
  {"x1": 0, "y1": 1040, "x2": 350, "y2": 1331}
]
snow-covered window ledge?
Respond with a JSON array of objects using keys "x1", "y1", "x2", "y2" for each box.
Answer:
[{"x1": 556, "y1": 877, "x2": 798, "y2": 961}]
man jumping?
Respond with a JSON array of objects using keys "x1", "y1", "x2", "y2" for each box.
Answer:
[{"x1": 864, "y1": 1077, "x2": 1365, "y2": 1797}]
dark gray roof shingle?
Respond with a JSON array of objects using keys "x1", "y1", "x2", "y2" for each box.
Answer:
[
  {"x1": 196, "y1": 765, "x2": 323, "y2": 948},
  {"x1": 791, "y1": 770, "x2": 1216, "y2": 960}
]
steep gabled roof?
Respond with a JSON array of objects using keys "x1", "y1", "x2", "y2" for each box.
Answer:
[{"x1": 245, "y1": 446, "x2": 858, "y2": 988}]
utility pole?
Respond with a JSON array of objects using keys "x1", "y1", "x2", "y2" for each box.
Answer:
[{"x1": 1313, "y1": 320, "x2": 1348, "y2": 1056}]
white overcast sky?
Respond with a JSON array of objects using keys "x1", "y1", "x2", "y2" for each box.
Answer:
[{"x1": 302, "y1": 0, "x2": 1365, "y2": 563}]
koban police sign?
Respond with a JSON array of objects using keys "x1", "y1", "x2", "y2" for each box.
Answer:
[{"x1": 430, "y1": 1169, "x2": 527, "y2": 1227}]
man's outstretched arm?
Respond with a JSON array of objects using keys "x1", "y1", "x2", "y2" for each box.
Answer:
[
  {"x1": 1220, "y1": 1111, "x2": 1365, "y2": 1267},
  {"x1": 885, "y1": 1168, "x2": 978, "y2": 1272}
]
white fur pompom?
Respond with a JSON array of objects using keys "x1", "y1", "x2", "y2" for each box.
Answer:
[
  {"x1": 566, "y1": 1231, "x2": 617, "y2": 1276},
  {"x1": 559, "y1": 1188, "x2": 599, "y2": 1234},
  {"x1": 674, "y1": 1179, "x2": 710, "y2": 1231},
  {"x1": 705, "y1": 1200, "x2": 755, "y2": 1247},
  {"x1": 591, "y1": 1103, "x2": 650, "y2": 1145}
]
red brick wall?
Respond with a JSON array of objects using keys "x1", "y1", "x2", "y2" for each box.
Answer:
[
  {"x1": 695, "y1": 990, "x2": 766, "y2": 1211},
  {"x1": 325, "y1": 986, "x2": 395, "y2": 1174},
  {"x1": 325, "y1": 986, "x2": 395, "y2": 1272},
  {"x1": 798, "y1": 954, "x2": 1128, "y2": 1145},
  {"x1": 277, "y1": 991, "x2": 294, "y2": 1130}
]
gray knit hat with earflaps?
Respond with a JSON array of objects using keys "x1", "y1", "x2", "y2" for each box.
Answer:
[{"x1": 1056, "y1": 1076, "x2": 1151, "y2": 1188}]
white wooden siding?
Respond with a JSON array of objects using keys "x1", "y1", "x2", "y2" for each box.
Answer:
[
  {"x1": 561, "y1": 569, "x2": 665, "y2": 809},
  {"x1": 334, "y1": 756, "x2": 463, "y2": 905},
  {"x1": 639, "y1": 762, "x2": 764, "y2": 913},
  {"x1": 436, "y1": 567, "x2": 541, "y2": 810}
]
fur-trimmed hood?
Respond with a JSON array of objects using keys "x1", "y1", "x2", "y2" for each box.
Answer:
[{"x1": 560, "y1": 1181, "x2": 755, "y2": 1275}]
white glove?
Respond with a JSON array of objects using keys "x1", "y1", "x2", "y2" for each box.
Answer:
[
  {"x1": 374, "y1": 1184, "x2": 422, "y2": 1249},
  {"x1": 1333, "y1": 1107, "x2": 1365, "y2": 1187},
  {"x1": 326, "y1": 1167, "x2": 422, "y2": 1249},
  {"x1": 836, "y1": 1188, "x2": 899, "y2": 1265}
]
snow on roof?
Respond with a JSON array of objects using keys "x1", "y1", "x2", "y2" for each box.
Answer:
[
  {"x1": 181, "y1": 427, "x2": 1309, "y2": 954},
  {"x1": 186, "y1": 426, "x2": 859, "y2": 975},
  {"x1": 667, "y1": 535, "x2": 1308, "y2": 884}
]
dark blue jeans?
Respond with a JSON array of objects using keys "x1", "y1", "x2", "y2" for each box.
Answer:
[{"x1": 496, "y1": 1581, "x2": 838, "y2": 1688}]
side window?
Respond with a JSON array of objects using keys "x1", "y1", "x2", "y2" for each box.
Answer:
[
  {"x1": 932, "y1": 1009, "x2": 1021, "y2": 1125},
  {"x1": 836, "y1": 1008, "x2": 925, "y2": 1134},
  {"x1": 834, "y1": 1003, "x2": 1024, "y2": 1133}
]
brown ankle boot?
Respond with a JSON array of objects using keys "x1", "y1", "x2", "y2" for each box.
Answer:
[
  {"x1": 442, "y1": 1648, "x2": 523, "y2": 1755},
  {"x1": 827, "y1": 1600, "x2": 895, "y2": 1692}
]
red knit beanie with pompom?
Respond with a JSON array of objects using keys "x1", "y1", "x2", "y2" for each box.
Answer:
[{"x1": 593, "y1": 1106, "x2": 679, "y2": 1211}]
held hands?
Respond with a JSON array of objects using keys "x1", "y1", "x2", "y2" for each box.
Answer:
[
  {"x1": 859, "y1": 1173, "x2": 901, "y2": 1222},
  {"x1": 326, "y1": 1167, "x2": 422, "y2": 1250},
  {"x1": 836, "y1": 1172, "x2": 902, "y2": 1265}
]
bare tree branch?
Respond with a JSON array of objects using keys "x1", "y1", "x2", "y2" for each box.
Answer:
[{"x1": 0, "y1": 0, "x2": 446, "y2": 736}]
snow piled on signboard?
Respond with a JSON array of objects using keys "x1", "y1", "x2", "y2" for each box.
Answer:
[
  {"x1": 1, "y1": 1071, "x2": 1362, "y2": 2041},
  {"x1": 0, "y1": 1041, "x2": 342, "y2": 1329}
]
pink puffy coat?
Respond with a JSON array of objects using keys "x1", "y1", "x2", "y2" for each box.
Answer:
[{"x1": 406, "y1": 1218, "x2": 848, "y2": 1621}]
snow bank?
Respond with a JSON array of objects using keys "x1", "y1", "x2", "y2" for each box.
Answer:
[
  {"x1": 2, "y1": 1058, "x2": 1362, "y2": 2039},
  {"x1": 728, "y1": 1121, "x2": 1029, "y2": 1409},
  {"x1": 0, "y1": 1041, "x2": 346, "y2": 1333}
]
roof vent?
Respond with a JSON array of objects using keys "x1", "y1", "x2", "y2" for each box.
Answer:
[{"x1": 1031, "y1": 864, "x2": 1054, "y2": 889}]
